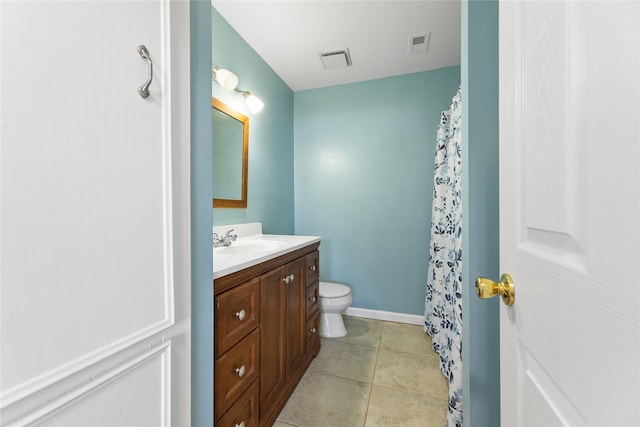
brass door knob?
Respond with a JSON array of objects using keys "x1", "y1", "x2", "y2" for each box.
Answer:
[{"x1": 475, "y1": 273, "x2": 515, "y2": 306}]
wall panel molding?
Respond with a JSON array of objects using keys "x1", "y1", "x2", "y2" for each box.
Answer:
[{"x1": 4, "y1": 343, "x2": 172, "y2": 427}]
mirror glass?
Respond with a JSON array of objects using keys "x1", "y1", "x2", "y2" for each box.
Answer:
[{"x1": 212, "y1": 97, "x2": 248, "y2": 208}]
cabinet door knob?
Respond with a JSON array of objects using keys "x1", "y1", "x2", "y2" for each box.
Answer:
[
  {"x1": 234, "y1": 422, "x2": 245, "y2": 427},
  {"x1": 309, "y1": 327, "x2": 317, "y2": 334},
  {"x1": 289, "y1": 274, "x2": 295, "y2": 282},
  {"x1": 235, "y1": 365, "x2": 246, "y2": 378},
  {"x1": 235, "y1": 309, "x2": 246, "y2": 321},
  {"x1": 308, "y1": 296, "x2": 316, "y2": 303},
  {"x1": 309, "y1": 265, "x2": 316, "y2": 272},
  {"x1": 283, "y1": 276, "x2": 290, "y2": 284}
]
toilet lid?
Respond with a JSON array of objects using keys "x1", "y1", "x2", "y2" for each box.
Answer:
[{"x1": 319, "y1": 282, "x2": 350, "y2": 298}]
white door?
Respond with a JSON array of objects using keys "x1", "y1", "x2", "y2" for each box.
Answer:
[
  {"x1": 0, "y1": 1, "x2": 190, "y2": 425},
  {"x1": 497, "y1": 1, "x2": 640, "y2": 425}
]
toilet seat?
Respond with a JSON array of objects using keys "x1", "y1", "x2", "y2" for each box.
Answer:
[{"x1": 319, "y1": 282, "x2": 350, "y2": 298}]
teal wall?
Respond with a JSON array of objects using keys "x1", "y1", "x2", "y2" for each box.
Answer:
[
  {"x1": 461, "y1": 1, "x2": 500, "y2": 426},
  {"x1": 190, "y1": 1, "x2": 213, "y2": 426},
  {"x1": 293, "y1": 67, "x2": 460, "y2": 315},
  {"x1": 211, "y1": 8, "x2": 295, "y2": 234}
]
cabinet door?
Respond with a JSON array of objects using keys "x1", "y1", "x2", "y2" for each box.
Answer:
[
  {"x1": 259, "y1": 266, "x2": 286, "y2": 419},
  {"x1": 285, "y1": 257, "x2": 307, "y2": 379}
]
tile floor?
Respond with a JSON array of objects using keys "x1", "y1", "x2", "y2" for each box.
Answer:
[{"x1": 273, "y1": 316, "x2": 448, "y2": 427}]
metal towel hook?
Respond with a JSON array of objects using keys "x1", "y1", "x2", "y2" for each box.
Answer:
[{"x1": 137, "y1": 45, "x2": 153, "y2": 99}]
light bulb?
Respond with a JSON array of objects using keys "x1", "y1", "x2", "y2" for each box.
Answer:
[
  {"x1": 243, "y1": 92, "x2": 264, "y2": 114},
  {"x1": 212, "y1": 67, "x2": 238, "y2": 91}
]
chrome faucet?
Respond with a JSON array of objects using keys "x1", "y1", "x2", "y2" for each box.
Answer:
[{"x1": 213, "y1": 229, "x2": 237, "y2": 248}]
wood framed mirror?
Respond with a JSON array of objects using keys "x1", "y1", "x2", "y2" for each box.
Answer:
[{"x1": 212, "y1": 97, "x2": 248, "y2": 208}]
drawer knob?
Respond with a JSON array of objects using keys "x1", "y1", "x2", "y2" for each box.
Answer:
[
  {"x1": 309, "y1": 265, "x2": 316, "y2": 272},
  {"x1": 235, "y1": 309, "x2": 246, "y2": 321},
  {"x1": 309, "y1": 327, "x2": 317, "y2": 334},
  {"x1": 235, "y1": 365, "x2": 246, "y2": 378},
  {"x1": 234, "y1": 422, "x2": 245, "y2": 427},
  {"x1": 308, "y1": 296, "x2": 316, "y2": 303}
]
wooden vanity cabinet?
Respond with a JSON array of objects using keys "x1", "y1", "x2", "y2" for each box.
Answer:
[{"x1": 214, "y1": 243, "x2": 321, "y2": 427}]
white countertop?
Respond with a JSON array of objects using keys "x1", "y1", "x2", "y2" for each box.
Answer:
[{"x1": 213, "y1": 223, "x2": 321, "y2": 279}]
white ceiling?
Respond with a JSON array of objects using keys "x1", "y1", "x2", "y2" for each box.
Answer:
[{"x1": 212, "y1": 1, "x2": 461, "y2": 92}]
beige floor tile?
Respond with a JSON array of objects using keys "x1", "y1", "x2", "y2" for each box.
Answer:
[
  {"x1": 276, "y1": 370, "x2": 370, "y2": 427},
  {"x1": 364, "y1": 385, "x2": 447, "y2": 427},
  {"x1": 309, "y1": 339, "x2": 378, "y2": 383},
  {"x1": 380, "y1": 322, "x2": 434, "y2": 356},
  {"x1": 373, "y1": 349, "x2": 448, "y2": 400},
  {"x1": 332, "y1": 316, "x2": 384, "y2": 348},
  {"x1": 275, "y1": 317, "x2": 448, "y2": 427}
]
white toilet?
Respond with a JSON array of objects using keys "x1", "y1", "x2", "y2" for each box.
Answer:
[{"x1": 318, "y1": 281, "x2": 352, "y2": 338}]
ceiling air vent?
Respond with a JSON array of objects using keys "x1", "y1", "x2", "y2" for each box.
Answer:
[
  {"x1": 409, "y1": 32, "x2": 431, "y2": 54},
  {"x1": 319, "y1": 48, "x2": 352, "y2": 69}
]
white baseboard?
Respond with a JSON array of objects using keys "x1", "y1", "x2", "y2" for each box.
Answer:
[{"x1": 344, "y1": 307, "x2": 424, "y2": 326}]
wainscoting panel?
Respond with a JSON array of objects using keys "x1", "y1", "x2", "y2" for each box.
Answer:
[{"x1": 14, "y1": 343, "x2": 172, "y2": 427}]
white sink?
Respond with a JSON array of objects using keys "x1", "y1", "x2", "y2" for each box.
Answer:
[
  {"x1": 213, "y1": 239, "x2": 286, "y2": 256},
  {"x1": 211, "y1": 225, "x2": 321, "y2": 279}
]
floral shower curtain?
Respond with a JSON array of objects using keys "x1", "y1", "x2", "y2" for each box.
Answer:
[{"x1": 424, "y1": 87, "x2": 463, "y2": 427}]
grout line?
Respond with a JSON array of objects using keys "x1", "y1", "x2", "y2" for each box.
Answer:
[{"x1": 361, "y1": 320, "x2": 385, "y2": 426}]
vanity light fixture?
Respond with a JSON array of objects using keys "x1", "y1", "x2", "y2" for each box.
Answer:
[{"x1": 212, "y1": 65, "x2": 265, "y2": 114}]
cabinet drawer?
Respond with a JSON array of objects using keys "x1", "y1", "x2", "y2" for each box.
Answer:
[
  {"x1": 306, "y1": 311, "x2": 321, "y2": 356},
  {"x1": 305, "y1": 280, "x2": 319, "y2": 316},
  {"x1": 216, "y1": 278, "x2": 260, "y2": 358},
  {"x1": 217, "y1": 379, "x2": 259, "y2": 427},
  {"x1": 215, "y1": 329, "x2": 260, "y2": 418},
  {"x1": 305, "y1": 250, "x2": 319, "y2": 286}
]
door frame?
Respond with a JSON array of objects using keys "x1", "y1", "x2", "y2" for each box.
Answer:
[
  {"x1": 189, "y1": 1, "x2": 215, "y2": 426},
  {"x1": 461, "y1": 1, "x2": 501, "y2": 426}
]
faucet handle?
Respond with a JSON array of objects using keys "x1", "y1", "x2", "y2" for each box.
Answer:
[
  {"x1": 225, "y1": 229, "x2": 237, "y2": 241},
  {"x1": 213, "y1": 232, "x2": 220, "y2": 244}
]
